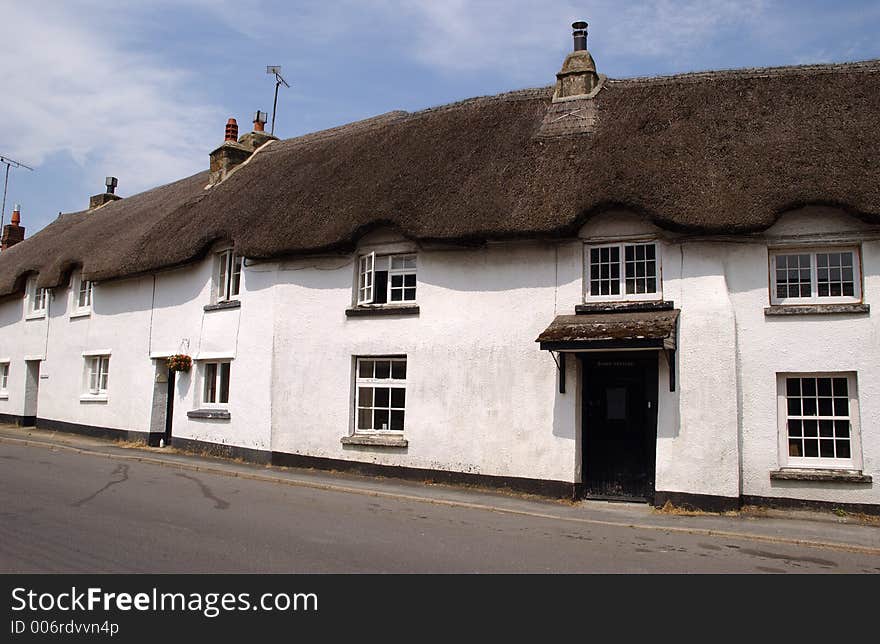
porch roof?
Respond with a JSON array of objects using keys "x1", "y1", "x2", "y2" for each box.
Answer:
[{"x1": 536, "y1": 309, "x2": 680, "y2": 352}]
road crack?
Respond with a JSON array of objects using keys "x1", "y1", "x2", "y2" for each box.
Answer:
[
  {"x1": 72, "y1": 464, "x2": 129, "y2": 507},
  {"x1": 175, "y1": 473, "x2": 230, "y2": 510}
]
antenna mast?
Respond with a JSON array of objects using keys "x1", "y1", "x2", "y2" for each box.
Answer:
[
  {"x1": 0, "y1": 154, "x2": 34, "y2": 230},
  {"x1": 265, "y1": 65, "x2": 290, "y2": 136}
]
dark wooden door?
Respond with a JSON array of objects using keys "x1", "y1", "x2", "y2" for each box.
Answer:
[
  {"x1": 164, "y1": 369, "x2": 175, "y2": 445},
  {"x1": 582, "y1": 354, "x2": 658, "y2": 501}
]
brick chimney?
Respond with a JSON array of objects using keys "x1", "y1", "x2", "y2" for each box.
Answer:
[
  {"x1": 1, "y1": 204, "x2": 26, "y2": 251},
  {"x1": 209, "y1": 115, "x2": 278, "y2": 184},
  {"x1": 553, "y1": 21, "x2": 601, "y2": 101},
  {"x1": 89, "y1": 176, "x2": 122, "y2": 210}
]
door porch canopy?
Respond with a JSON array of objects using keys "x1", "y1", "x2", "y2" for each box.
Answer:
[
  {"x1": 536, "y1": 309, "x2": 679, "y2": 352},
  {"x1": 535, "y1": 308, "x2": 680, "y2": 392}
]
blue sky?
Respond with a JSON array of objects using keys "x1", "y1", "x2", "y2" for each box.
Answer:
[{"x1": 2, "y1": 0, "x2": 879, "y2": 235}]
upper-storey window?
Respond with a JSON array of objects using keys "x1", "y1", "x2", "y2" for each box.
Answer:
[
  {"x1": 585, "y1": 242, "x2": 660, "y2": 301},
  {"x1": 216, "y1": 249, "x2": 242, "y2": 302},
  {"x1": 0, "y1": 362, "x2": 9, "y2": 394},
  {"x1": 357, "y1": 253, "x2": 417, "y2": 305},
  {"x1": 26, "y1": 278, "x2": 48, "y2": 318},
  {"x1": 72, "y1": 274, "x2": 93, "y2": 316},
  {"x1": 770, "y1": 248, "x2": 861, "y2": 305}
]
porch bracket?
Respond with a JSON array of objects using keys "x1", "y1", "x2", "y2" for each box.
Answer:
[
  {"x1": 550, "y1": 351, "x2": 566, "y2": 394},
  {"x1": 665, "y1": 348, "x2": 676, "y2": 392}
]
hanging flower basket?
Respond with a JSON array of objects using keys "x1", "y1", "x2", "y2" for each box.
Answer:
[{"x1": 166, "y1": 354, "x2": 192, "y2": 372}]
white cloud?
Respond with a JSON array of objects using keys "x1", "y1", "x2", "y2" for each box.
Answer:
[
  {"x1": 391, "y1": 0, "x2": 769, "y2": 76},
  {"x1": 0, "y1": 2, "x2": 222, "y2": 199}
]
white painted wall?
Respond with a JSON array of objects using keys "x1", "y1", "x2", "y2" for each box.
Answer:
[
  {"x1": 732, "y1": 209, "x2": 880, "y2": 505},
  {"x1": 0, "y1": 206, "x2": 877, "y2": 505},
  {"x1": 38, "y1": 275, "x2": 155, "y2": 431},
  {"x1": 269, "y1": 237, "x2": 578, "y2": 482},
  {"x1": 0, "y1": 296, "x2": 27, "y2": 417}
]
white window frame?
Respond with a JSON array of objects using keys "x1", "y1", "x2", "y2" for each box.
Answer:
[
  {"x1": 84, "y1": 355, "x2": 110, "y2": 397},
  {"x1": 201, "y1": 360, "x2": 231, "y2": 408},
  {"x1": 25, "y1": 278, "x2": 48, "y2": 319},
  {"x1": 0, "y1": 361, "x2": 9, "y2": 396},
  {"x1": 216, "y1": 249, "x2": 242, "y2": 303},
  {"x1": 357, "y1": 252, "x2": 376, "y2": 305},
  {"x1": 354, "y1": 357, "x2": 407, "y2": 434},
  {"x1": 777, "y1": 372, "x2": 862, "y2": 471},
  {"x1": 585, "y1": 241, "x2": 662, "y2": 302},
  {"x1": 71, "y1": 274, "x2": 93, "y2": 317},
  {"x1": 769, "y1": 247, "x2": 861, "y2": 305},
  {"x1": 356, "y1": 252, "x2": 417, "y2": 306}
]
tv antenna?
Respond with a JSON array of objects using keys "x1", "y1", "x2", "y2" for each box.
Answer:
[
  {"x1": 266, "y1": 65, "x2": 290, "y2": 136},
  {"x1": 0, "y1": 154, "x2": 34, "y2": 230}
]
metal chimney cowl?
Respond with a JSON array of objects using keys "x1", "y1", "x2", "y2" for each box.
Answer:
[{"x1": 89, "y1": 177, "x2": 122, "y2": 210}]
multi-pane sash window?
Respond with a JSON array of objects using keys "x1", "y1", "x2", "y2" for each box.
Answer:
[
  {"x1": 770, "y1": 249, "x2": 861, "y2": 304},
  {"x1": 358, "y1": 253, "x2": 374, "y2": 304},
  {"x1": 357, "y1": 253, "x2": 417, "y2": 305},
  {"x1": 78, "y1": 279, "x2": 93, "y2": 309},
  {"x1": 87, "y1": 356, "x2": 110, "y2": 395},
  {"x1": 587, "y1": 243, "x2": 659, "y2": 299},
  {"x1": 27, "y1": 279, "x2": 48, "y2": 316},
  {"x1": 356, "y1": 357, "x2": 407, "y2": 433},
  {"x1": 203, "y1": 362, "x2": 231, "y2": 406},
  {"x1": 217, "y1": 250, "x2": 242, "y2": 302},
  {"x1": 781, "y1": 374, "x2": 860, "y2": 468},
  {"x1": 0, "y1": 363, "x2": 8, "y2": 392}
]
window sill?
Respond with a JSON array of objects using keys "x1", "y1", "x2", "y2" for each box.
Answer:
[
  {"x1": 345, "y1": 305, "x2": 420, "y2": 318},
  {"x1": 70, "y1": 309, "x2": 91, "y2": 319},
  {"x1": 204, "y1": 300, "x2": 241, "y2": 312},
  {"x1": 770, "y1": 468, "x2": 872, "y2": 483},
  {"x1": 25, "y1": 312, "x2": 47, "y2": 321},
  {"x1": 764, "y1": 303, "x2": 869, "y2": 316},
  {"x1": 576, "y1": 300, "x2": 673, "y2": 314},
  {"x1": 341, "y1": 434, "x2": 408, "y2": 448},
  {"x1": 187, "y1": 409, "x2": 231, "y2": 420},
  {"x1": 0, "y1": 394, "x2": 8, "y2": 400},
  {"x1": 79, "y1": 395, "x2": 108, "y2": 403}
]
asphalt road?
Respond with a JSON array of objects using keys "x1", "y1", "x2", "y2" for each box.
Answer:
[{"x1": 1, "y1": 440, "x2": 878, "y2": 573}]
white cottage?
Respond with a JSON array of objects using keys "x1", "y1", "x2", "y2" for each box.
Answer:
[{"x1": 1, "y1": 24, "x2": 878, "y2": 513}]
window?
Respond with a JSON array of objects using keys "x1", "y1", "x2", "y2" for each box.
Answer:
[
  {"x1": 586, "y1": 242, "x2": 660, "y2": 300},
  {"x1": 86, "y1": 356, "x2": 110, "y2": 395},
  {"x1": 217, "y1": 250, "x2": 242, "y2": 302},
  {"x1": 26, "y1": 278, "x2": 48, "y2": 317},
  {"x1": 202, "y1": 361, "x2": 231, "y2": 406},
  {"x1": 72, "y1": 275, "x2": 93, "y2": 315},
  {"x1": 0, "y1": 362, "x2": 8, "y2": 393},
  {"x1": 356, "y1": 253, "x2": 417, "y2": 305},
  {"x1": 770, "y1": 248, "x2": 861, "y2": 305},
  {"x1": 355, "y1": 357, "x2": 407, "y2": 433},
  {"x1": 779, "y1": 373, "x2": 861, "y2": 469}
]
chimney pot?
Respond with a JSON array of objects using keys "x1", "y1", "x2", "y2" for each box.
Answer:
[
  {"x1": 572, "y1": 21, "x2": 588, "y2": 51},
  {"x1": 105, "y1": 176, "x2": 118, "y2": 194},
  {"x1": 1, "y1": 204, "x2": 25, "y2": 250},
  {"x1": 225, "y1": 118, "x2": 239, "y2": 142},
  {"x1": 253, "y1": 110, "x2": 268, "y2": 133}
]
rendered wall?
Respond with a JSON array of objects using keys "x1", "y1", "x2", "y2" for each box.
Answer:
[
  {"x1": 0, "y1": 207, "x2": 876, "y2": 505},
  {"x1": 269, "y1": 235, "x2": 580, "y2": 482}
]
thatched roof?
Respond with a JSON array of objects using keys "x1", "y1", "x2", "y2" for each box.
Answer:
[{"x1": 2, "y1": 59, "x2": 879, "y2": 297}]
